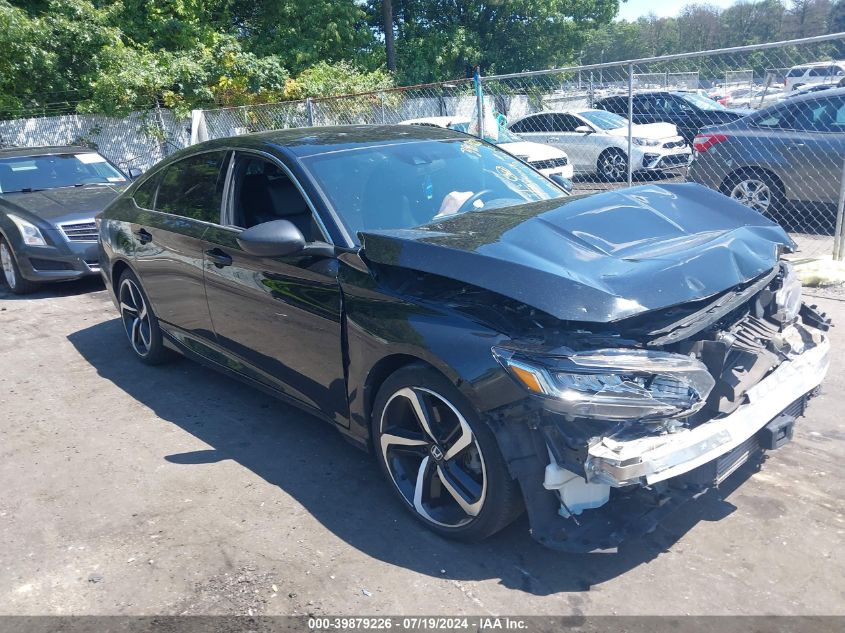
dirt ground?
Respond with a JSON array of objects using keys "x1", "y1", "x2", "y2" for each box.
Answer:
[{"x1": 1, "y1": 277, "x2": 844, "y2": 616}]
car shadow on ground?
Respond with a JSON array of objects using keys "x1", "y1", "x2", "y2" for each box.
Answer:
[
  {"x1": 68, "y1": 318, "x2": 760, "y2": 596},
  {"x1": 0, "y1": 276, "x2": 104, "y2": 301}
]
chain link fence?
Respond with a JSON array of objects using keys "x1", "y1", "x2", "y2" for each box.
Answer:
[
  {"x1": 0, "y1": 105, "x2": 190, "y2": 174},
  {"x1": 192, "y1": 32, "x2": 845, "y2": 259}
]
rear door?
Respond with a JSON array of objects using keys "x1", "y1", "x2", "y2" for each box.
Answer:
[
  {"x1": 201, "y1": 151, "x2": 348, "y2": 425},
  {"x1": 131, "y1": 150, "x2": 228, "y2": 341}
]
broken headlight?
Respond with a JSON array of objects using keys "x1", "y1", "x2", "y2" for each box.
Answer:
[
  {"x1": 774, "y1": 261, "x2": 802, "y2": 323},
  {"x1": 493, "y1": 347, "x2": 715, "y2": 421}
]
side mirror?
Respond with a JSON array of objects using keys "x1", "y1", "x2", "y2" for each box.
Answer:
[
  {"x1": 236, "y1": 219, "x2": 306, "y2": 257},
  {"x1": 127, "y1": 167, "x2": 143, "y2": 180},
  {"x1": 549, "y1": 174, "x2": 573, "y2": 193},
  {"x1": 574, "y1": 125, "x2": 593, "y2": 134}
]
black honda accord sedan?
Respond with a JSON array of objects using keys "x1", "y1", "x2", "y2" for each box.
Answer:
[{"x1": 97, "y1": 125, "x2": 830, "y2": 551}]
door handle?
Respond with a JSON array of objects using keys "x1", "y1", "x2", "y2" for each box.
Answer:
[
  {"x1": 133, "y1": 228, "x2": 152, "y2": 244},
  {"x1": 786, "y1": 143, "x2": 805, "y2": 149},
  {"x1": 548, "y1": 136, "x2": 561, "y2": 142},
  {"x1": 205, "y1": 248, "x2": 233, "y2": 268}
]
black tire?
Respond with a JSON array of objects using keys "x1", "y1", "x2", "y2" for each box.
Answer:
[
  {"x1": 371, "y1": 364, "x2": 523, "y2": 542},
  {"x1": 0, "y1": 236, "x2": 40, "y2": 295},
  {"x1": 597, "y1": 148, "x2": 628, "y2": 182},
  {"x1": 117, "y1": 268, "x2": 174, "y2": 365},
  {"x1": 721, "y1": 169, "x2": 785, "y2": 219}
]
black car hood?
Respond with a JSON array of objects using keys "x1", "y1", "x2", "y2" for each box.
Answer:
[
  {"x1": 359, "y1": 184, "x2": 793, "y2": 323},
  {"x1": 0, "y1": 185, "x2": 124, "y2": 224}
]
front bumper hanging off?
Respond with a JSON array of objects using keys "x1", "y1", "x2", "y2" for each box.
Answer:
[
  {"x1": 586, "y1": 334, "x2": 830, "y2": 487},
  {"x1": 511, "y1": 326, "x2": 830, "y2": 553}
]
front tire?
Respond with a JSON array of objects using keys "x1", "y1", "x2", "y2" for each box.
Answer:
[
  {"x1": 0, "y1": 237, "x2": 39, "y2": 295},
  {"x1": 117, "y1": 269, "x2": 173, "y2": 365},
  {"x1": 597, "y1": 148, "x2": 628, "y2": 182},
  {"x1": 371, "y1": 364, "x2": 522, "y2": 541}
]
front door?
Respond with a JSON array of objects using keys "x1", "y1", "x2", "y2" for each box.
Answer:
[{"x1": 202, "y1": 152, "x2": 348, "y2": 425}]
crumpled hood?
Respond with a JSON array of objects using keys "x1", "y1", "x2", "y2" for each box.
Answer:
[
  {"x1": 0, "y1": 185, "x2": 124, "y2": 225},
  {"x1": 359, "y1": 183, "x2": 793, "y2": 323}
]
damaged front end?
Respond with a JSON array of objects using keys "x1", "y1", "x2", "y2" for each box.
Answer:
[{"x1": 489, "y1": 262, "x2": 831, "y2": 552}]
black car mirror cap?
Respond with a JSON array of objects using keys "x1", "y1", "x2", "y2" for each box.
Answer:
[
  {"x1": 236, "y1": 219, "x2": 307, "y2": 257},
  {"x1": 549, "y1": 173, "x2": 573, "y2": 194},
  {"x1": 575, "y1": 125, "x2": 593, "y2": 134}
]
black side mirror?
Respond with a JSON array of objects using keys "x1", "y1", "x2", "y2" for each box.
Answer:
[
  {"x1": 549, "y1": 174, "x2": 573, "y2": 194},
  {"x1": 127, "y1": 167, "x2": 143, "y2": 180},
  {"x1": 236, "y1": 219, "x2": 306, "y2": 257}
]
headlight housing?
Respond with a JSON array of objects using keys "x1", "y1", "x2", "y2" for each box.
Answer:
[
  {"x1": 774, "y1": 261, "x2": 802, "y2": 323},
  {"x1": 632, "y1": 137, "x2": 661, "y2": 147},
  {"x1": 8, "y1": 214, "x2": 48, "y2": 247},
  {"x1": 493, "y1": 347, "x2": 715, "y2": 421}
]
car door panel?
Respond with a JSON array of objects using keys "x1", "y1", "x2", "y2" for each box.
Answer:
[{"x1": 202, "y1": 225, "x2": 348, "y2": 425}]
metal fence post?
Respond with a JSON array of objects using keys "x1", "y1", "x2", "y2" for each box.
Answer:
[
  {"x1": 475, "y1": 69, "x2": 484, "y2": 140},
  {"x1": 833, "y1": 156, "x2": 845, "y2": 261},
  {"x1": 627, "y1": 63, "x2": 634, "y2": 187},
  {"x1": 380, "y1": 92, "x2": 386, "y2": 124},
  {"x1": 306, "y1": 98, "x2": 314, "y2": 127}
]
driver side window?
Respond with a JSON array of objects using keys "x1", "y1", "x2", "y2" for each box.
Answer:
[{"x1": 230, "y1": 154, "x2": 325, "y2": 243}]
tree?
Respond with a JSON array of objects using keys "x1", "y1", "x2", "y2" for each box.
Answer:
[{"x1": 383, "y1": 0, "x2": 396, "y2": 72}]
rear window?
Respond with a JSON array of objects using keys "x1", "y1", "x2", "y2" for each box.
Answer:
[{"x1": 787, "y1": 67, "x2": 808, "y2": 77}]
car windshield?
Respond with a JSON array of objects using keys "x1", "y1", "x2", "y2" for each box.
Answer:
[
  {"x1": 302, "y1": 138, "x2": 565, "y2": 242},
  {"x1": 677, "y1": 92, "x2": 727, "y2": 111},
  {"x1": 0, "y1": 152, "x2": 126, "y2": 193},
  {"x1": 578, "y1": 110, "x2": 628, "y2": 130}
]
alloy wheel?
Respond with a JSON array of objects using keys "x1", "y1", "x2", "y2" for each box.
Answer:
[
  {"x1": 730, "y1": 178, "x2": 771, "y2": 213},
  {"x1": 0, "y1": 241, "x2": 16, "y2": 289},
  {"x1": 119, "y1": 277, "x2": 152, "y2": 357},
  {"x1": 600, "y1": 152, "x2": 627, "y2": 181},
  {"x1": 379, "y1": 387, "x2": 487, "y2": 528}
]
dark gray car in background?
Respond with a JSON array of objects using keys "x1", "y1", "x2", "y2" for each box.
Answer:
[
  {"x1": 0, "y1": 146, "x2": 130, "y2": 294},
  {"x1": 688, "y1": 88, "x2": 845, "y2": 221}
]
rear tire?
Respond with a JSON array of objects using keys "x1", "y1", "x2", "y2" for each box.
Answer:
[
  {"x1": 117, "y1": 268, "x2": 174, "y2": 365},
  {"x1": 722, "y1": 169, "x2": 784, "y2": 219},
  {"x1": 371, "y1": 364, "x2": 523, "y2": 542},
  {"x1": 0, "y1": 237, "x2": 40, "y2": 295}
]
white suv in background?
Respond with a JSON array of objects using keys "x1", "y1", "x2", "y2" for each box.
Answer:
[
  {"x1": 400, "y1": 116, "x2": 574, "y2": 181},
  {"x1": 784, "y1": 61, "x2": 845, "y2": 91},
  {"x1": 508, "y1": 110, "x2": 692, "y2": 181}
]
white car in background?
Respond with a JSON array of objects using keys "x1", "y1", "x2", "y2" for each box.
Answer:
[
  {"x1": 784, "y1": 61, "x2": 845, "y2": 91},
  {"x1": 508, "y1": 109, "x2": 692, "y2": 181},
  {"x1": 400, "y1": 116, "x2": 574, "y2": 180}
]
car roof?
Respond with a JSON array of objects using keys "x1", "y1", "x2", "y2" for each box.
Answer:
[
  {"x1": 777, "y1": 85, "x2": 845, "y2": 104},
  {"x1": 177, "y1": 125, "x2": 470, "y2": 161},
  {"x1": 0, "y1": 145, "x2": 97, "y2": 159},
  {"x1": 790, "y1": 61, "x2": 845, "y2": 69}
]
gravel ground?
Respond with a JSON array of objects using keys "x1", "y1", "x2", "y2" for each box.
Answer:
[{"x1": 1, "y1": 277, "x2": 844, "y2": 616}]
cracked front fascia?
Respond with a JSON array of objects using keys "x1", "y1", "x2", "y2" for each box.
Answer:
[{"x1": 584, "y1": 325, "x2": 830, "y2": 487}]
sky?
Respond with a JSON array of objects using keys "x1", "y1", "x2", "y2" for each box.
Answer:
[{"x1": 616, "y1": 0, "x2": 741, "y2": 21}]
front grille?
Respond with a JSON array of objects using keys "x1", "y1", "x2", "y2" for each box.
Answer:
[
  {"x1": 715, "y1": 435, "x2": 759, "y2": 485},
  {"x1": 29, "y1": 258, "x2": 73, "y2": 271},
  {"x1": 60, "y1": 221, "x2": 98, "y2": 242},
  {"x1": 530, "y1": 156, "x2": 569, "y2": 169},
  {"x1": 663, "y1": 139, "x2": 686, "y2": 149}
]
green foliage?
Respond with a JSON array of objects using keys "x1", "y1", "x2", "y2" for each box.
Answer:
[
  {"x1": 367, "y1": 0, "x2": 620, "y2": 84},
  {"x1": 284, "y1": 61, "x2": 394, "y2": 100}
]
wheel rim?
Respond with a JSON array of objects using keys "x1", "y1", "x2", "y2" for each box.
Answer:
[
  {"x1": 379, "y1": 387, "x2": 487, "y2": 528},
  {"x1": 119, "y1": 278, "x2": 152, "y2": 357},
  {"x1": 601, "y1": 153, "x2": 626, "y2": 180},
  {"x1": 730, "y1": 178, "x2": 771, "y2": 213},
  {"x1": 1, "y1": 242, "x2": 16, "y2": 289}
]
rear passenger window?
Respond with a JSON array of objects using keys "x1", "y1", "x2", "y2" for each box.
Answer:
[
  {"x1": 155, "y1": 151, "x2": 228, "y2": 223},
  {"x1": 133, "y1": 172, "x2": 162, "y2": 209}
]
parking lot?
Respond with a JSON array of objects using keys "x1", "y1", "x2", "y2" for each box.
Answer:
[{"x1": 1, "y1": 278, "x2": 844, "y2": 616}]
